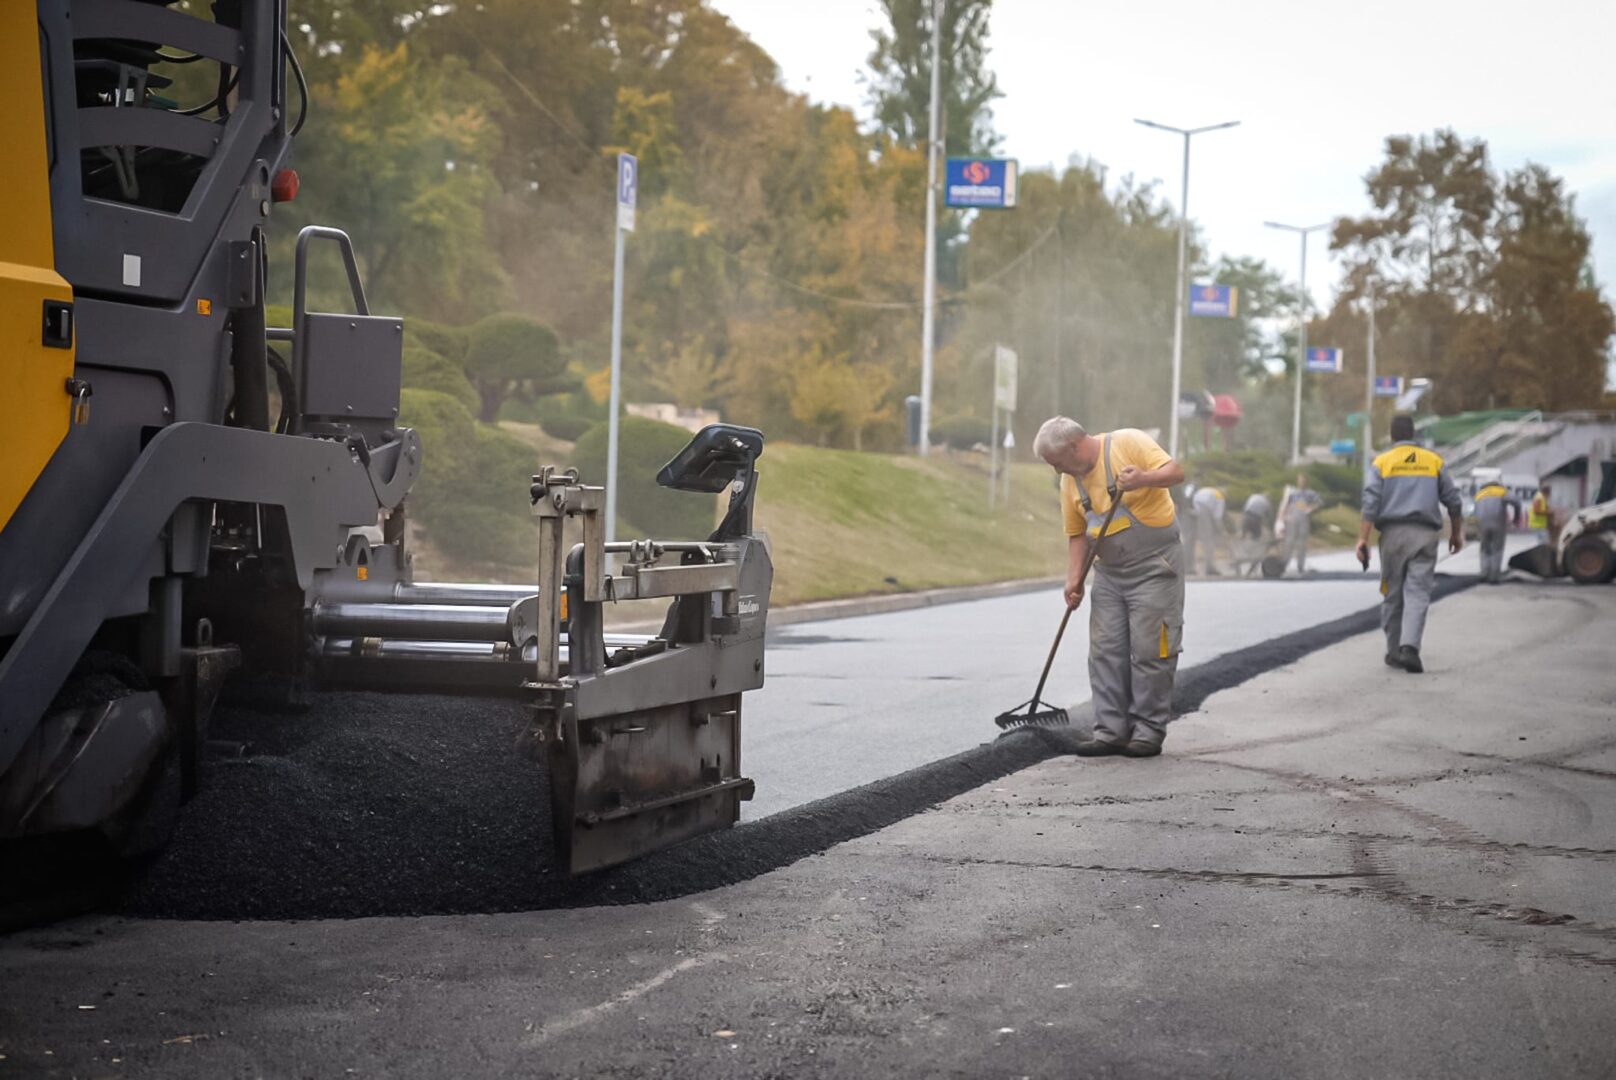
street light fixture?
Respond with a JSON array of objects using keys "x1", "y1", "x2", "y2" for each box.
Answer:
[
  {"x1": 1264, "y1": 219, "x2": 1332, "y2": 464},
  {"x1": 1134, "y1": 117, "x2": 1240, "y2": 459}
]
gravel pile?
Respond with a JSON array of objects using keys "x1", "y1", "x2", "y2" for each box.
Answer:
[{"x1": 116, "y1": 692, "x2": 557, "y2": 920}]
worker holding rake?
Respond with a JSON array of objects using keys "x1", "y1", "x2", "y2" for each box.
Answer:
[{"x1": 1035, "y1": 417, "x2": 1186, "y2": 758}]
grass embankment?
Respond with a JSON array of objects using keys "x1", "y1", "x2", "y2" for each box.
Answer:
[
  {"x1": 752, "y1": 445, "x2": 1065, "y2": 606},
  {"x1": 411, "y1": 432, "x2": 1068, "y2": 604}
]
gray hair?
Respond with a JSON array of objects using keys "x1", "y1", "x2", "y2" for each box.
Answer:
[{"x1": 1034, "y1": 416, "x2": 1087, "y2": 461}]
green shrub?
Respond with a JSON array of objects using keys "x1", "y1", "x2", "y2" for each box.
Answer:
[
  {"x1": 931, "y1": 416, "x2": 993, "y2": 450},
  {"x1": 1304, "y1": 462, "x2": 1362, "y2": 508},
  {"x1": 540, "y1": 414, "x2": 594, "y2": 443},
  {"x1": 399, "y1": 388, "x2": 536, "y2": 563},
  {"x1": 408, "y1": 318, "x2": 469, "y2": 363},
  {"x1": 402, "y1": 345, "x2": 479, "y2": 415},
  {"x1": 1186, "y1": 449, "x2": 1360, "y2": 510},
  {"x1": 572, "y1": 417, "x2": 713, "y2": 539}
]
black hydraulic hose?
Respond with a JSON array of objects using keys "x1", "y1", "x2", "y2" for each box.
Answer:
[
  {"x1": 229, "y1": 307, "x2": 270, "y2": 431},
  {"x1": 178, "y1": 68, "x2": 239, "y2": 116},
  {"x1": 266, "y1": 346, "x2": 297, "y2": 434},
  {"x1": 282, "y1": 30, "x2": 309, "y2": 136}
]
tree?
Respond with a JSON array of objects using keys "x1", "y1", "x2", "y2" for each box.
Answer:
[
  {"x1": 865, "y1": 0, "x2": 999, "y2": 157},
  {"x1": 646, "y1": 338, "x2": 725, "y2": 409},
  {"x1": 1331, "y1": 131, "x2": 1612, "y2": 415},
  {"x1": 462, "y1": 313, "x2": 573, "y2": 422},
  {"x1": 283, "y1": 42, "x2": 508, "y2": 321}
]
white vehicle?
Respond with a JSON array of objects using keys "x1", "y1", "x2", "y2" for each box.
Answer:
[{"x1": 1509, "y1": 462, "x2": 1616, "y2": 584}]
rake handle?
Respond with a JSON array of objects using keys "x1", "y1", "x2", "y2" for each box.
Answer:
[{"x1": 1029, "y1": 488, "x2": 1122, "y2": 708}]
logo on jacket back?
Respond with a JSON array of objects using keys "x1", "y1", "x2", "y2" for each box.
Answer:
[{"x1": 1377, "y1": 446, "x2": 1442, "y2": 478}]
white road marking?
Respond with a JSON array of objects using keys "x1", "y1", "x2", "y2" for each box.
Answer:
[{"x1": 524, "y1": 955, "x2": 707, "y2": 1047}]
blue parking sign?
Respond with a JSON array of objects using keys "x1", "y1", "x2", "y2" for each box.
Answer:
[{"x1": 617, "y1": 153, "x2": 637, "y2": 232}]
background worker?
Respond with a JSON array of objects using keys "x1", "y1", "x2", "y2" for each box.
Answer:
[
  {"x1": 1241, "y1": 490, "x2": 1271, "y2": 542},
  {"x1": 1236, "y1": 490, "x2": 1272, "y2": 577},
  {"x1": 1357, "y1": 414, "x2": 1464, "y2": 674},
  {"x1": 1190, "y1": 484, "x2": 1226, "y2": 576},
  {"x1": 1036, "y1": 417, "x2": 1186, "y2": 758},
  {"x1": 1474, "y1": 471, "x2": 1510, "y2": 583},
  {"x1": 1278, "y1": 474, "x2": 1322, "y2": 573},
  {"x1": 1529, "y1": 482, "x2": 1552, "y2": 545}
]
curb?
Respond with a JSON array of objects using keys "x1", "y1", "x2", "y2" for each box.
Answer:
[{"x1": 608, "y1": 575, "x2": 1063, "y2": 634}]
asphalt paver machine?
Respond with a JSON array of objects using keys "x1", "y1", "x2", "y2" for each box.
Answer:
[{"x1": 0, "y1": 0, "x2": 771, "y2": 875}]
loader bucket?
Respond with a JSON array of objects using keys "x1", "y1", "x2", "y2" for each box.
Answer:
[{"x1": 1508, "y1": 543, "x2": 1560, "y2": 578}]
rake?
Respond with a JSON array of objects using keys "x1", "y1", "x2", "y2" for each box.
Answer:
[{"x1": 994, "y1": 488, "x2": 1121, "y2": 730}]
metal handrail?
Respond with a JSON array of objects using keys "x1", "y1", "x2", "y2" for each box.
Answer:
[{"x1": 289, "y1": 225, "x2": 371, "y2": 433}]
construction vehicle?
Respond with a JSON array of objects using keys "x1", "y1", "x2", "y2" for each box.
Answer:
[
  {"x1": 0, "y1": 0, "x2": 770, "y2": 878},
  {"x1": 1507, "y1": 462, "x2": 1616, "y2": 585}
]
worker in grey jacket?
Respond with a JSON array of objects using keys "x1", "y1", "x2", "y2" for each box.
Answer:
[
  {"x1": 1356, "y1": 415, "x2": 1464, "y2": 673},
  {"x1": 1190, "y1": 485, "x2": 1226, "y2": 576}
]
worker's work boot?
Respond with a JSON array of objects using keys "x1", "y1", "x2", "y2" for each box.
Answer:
[
  {"x1": 1384, "y1": 652, "x2": 1405, "y2": 670},
  {"x1": 1073, "y1": 738, "x2": 1123, "y2": 757},
  {"x1": 1397, "y1": 645, "x2": 1424, "y2": 674},
  {"x1": 1121, "y1": 740, "x2": 1162, "y2": 758}
]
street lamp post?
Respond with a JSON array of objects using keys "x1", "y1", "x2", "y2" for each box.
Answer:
[
  {"x1": 1134, "y1": 117, "x2": 1239, "y2": 459},
  {"x1": 1264, "y1": 219, "x2": 1331, "y2": 464},
  {"x1": 917, "y1": 0, "x2": 943, "y2": 455}
]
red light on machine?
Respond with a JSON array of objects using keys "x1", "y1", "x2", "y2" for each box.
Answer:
[{"x1": 271, "y1": 168, "x2": 301, "y2": 202}]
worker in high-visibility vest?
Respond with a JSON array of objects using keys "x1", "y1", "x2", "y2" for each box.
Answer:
[
  {"x1": 1474, "y1": 473, "x2": 1510, "y2": 583},
  {"x1": 1528, "y1": 483, "x2": 1552, "y2": 545}
]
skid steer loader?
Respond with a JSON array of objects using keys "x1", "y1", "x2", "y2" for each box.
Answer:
[{"x1": 0, "y1": 0, "x2": 770, "y2": 878}]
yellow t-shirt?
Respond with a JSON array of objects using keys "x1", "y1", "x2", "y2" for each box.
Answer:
[{"x1": 1060, "y1": 428, "x2": 1176, "y2": 538}]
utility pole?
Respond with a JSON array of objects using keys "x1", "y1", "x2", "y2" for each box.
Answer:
[
  {"x1": 917, "y1": 0, "x2": 943, "y2": 455},
  {"x1": 1264, "y1": 219, "x2": 1331, "y2": 464},
  {"x1": 606, "y1": 153, "x2": 637, "y2": 553},
  {"x1": 1052, "y1": 217, "x2": 1064, "y2": 414},
  {"x1": 1363, "y1": 280, "x2": 1377, "y2": 475},
  {"x1": 1133, "y1": 118, "x2": 1240, "y2": 458}
]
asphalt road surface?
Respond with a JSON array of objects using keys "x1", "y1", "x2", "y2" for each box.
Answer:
[
  {"x1": 3, "y1": 574, "x2": 1609, "y2": 1079},
  {"x1": 745, "y1": 536, "x2": 1532, "y2": 818}
]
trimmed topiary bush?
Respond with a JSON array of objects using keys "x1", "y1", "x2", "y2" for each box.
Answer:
[
  {"x1": 540, "y1": 414, "x2": 594, "y2": 443},
  {"x1": 931, "y1": 415, "x2": 993, "y2": 450},
  {"x1": 571, "y1": 417, "x2": 714, "y2": 540},
  {"x1": 399, "y1": 388, "x2": 537, "y2": 563},
  {"x1": 402, "y1": 345, "x2": 479, "y2": 416}
]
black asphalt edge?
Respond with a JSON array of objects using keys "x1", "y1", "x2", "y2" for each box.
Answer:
[{"x1": 516, "y1": 573, "x2": 1480, "y2": 911}]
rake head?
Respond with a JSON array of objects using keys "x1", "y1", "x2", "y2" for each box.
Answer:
[{"x1": 994, "y1": 698, "x2": 1071, "y2": 730}]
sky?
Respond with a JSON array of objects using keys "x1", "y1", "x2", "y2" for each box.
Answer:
[{"x1": 711, "y1": 0, "x2": 1616, "y2": 313}]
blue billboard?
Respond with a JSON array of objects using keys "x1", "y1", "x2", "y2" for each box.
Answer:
[
  {"x1": 1188, "y1": 283, "x2": 1238, "y2": 318},
  {"x1": 1305, "y1": 346, "x2": 1343, "y2": 373},
  {"x1": 1373, "y1": 375, "x2": 1404, "y2": 397},
  {"x1": 944, "y1": 158, "x2": 1019, "y2": 209}
]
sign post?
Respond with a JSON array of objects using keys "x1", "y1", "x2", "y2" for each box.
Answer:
[
  {"x1": 606, "y1": 152, "x2": 637, "y2": 553},
  {"x1": 989, "y1": 345, "x2": 1018, "y2": 508}
]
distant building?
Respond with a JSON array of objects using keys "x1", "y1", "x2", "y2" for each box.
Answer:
[{"x1": 626, "y1": 402, "x2": 720, "y2": 434}]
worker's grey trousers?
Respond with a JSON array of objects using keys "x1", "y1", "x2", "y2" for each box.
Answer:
[
  {"x1": 1089, "y1": 542, "x2": 1186, "y2": 747},
  {"x1": 1191, "y1": 509, "x2": 1220, "y2": 573},
  {"x1": 1479, "y1": 525, "x2": 1506, "y2": 583},
  {"x1": 1379, "y1": 522, "x2": 1440, "y2": 653},
  {"x1": 1284, "y1": 513, "x2": 1311, "y2": 572}
]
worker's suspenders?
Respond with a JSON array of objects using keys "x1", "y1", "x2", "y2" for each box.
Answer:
[{"x1": 1076, "y1": 434, "x2": 1180, "y2": 567}]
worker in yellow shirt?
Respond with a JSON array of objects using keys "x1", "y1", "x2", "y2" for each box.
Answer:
[
  {"x1": 1035, "y1": 417, "x2": 1186, "y2": 757},
  {"x1": 1529, "y1": 482, "x2": 1553, "y2": 546}
]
